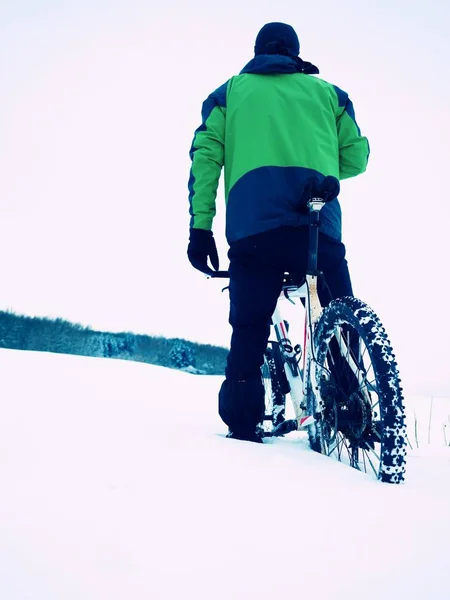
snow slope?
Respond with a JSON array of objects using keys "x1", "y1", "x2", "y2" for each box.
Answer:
[{"x1": 0, "y1": 348, "x2": 449, "y2": 600}]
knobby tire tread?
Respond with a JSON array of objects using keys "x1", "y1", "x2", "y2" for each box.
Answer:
[{"x1": 308, "y1": 296, "x2": 407, "y2": 483}]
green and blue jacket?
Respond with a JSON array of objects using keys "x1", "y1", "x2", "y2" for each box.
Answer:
[{"x1": 188, "y1": 55, "x2": 369, "y2": 243}]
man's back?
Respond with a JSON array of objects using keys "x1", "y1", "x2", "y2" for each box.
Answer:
[
  {"x1": 189, "y1": 51, "x2": 369, "y2": 244},
  {"x1": 225, "y1": 69, "x2": 341, "y2": 189}
]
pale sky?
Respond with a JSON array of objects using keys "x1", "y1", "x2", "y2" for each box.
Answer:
[{"x1": 1, "y1": 0, "x2": 449, "y2": 394}]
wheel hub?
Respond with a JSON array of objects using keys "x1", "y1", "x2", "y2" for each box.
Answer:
[{"x1": 321, "y1": 379, "x2": 372, "y2": 446}]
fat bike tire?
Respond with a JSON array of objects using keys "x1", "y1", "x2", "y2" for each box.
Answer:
[{"x1": 307, "y1": 296, "x2": 407, "y2": 484}]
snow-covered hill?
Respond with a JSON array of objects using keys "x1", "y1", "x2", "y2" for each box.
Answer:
[{"x1": 0, "y1": 348, "x2": 449, "y2": 599}]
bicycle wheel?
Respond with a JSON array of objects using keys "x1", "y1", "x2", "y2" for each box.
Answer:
[
  {"x1": 261, "y1": 343, "x2": 287, "y2": 434},
  {"x1": 307, "y1": 296, "x2": 407, "y2": 483}
]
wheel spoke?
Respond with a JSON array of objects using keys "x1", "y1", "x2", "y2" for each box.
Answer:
[
  {"x1": 355, "y1": 378, "x2": 378, "y2": 399},
  {"x1": 372, "y1": 422, "x2": 382, "y2": 440},
  {"x1": 361, "y1": 448, "x2": 381, "y2": 476},
  {"x1": 340, "y1": 435, "x2": 352, "y2": 459},
  {"x1": 362, "y1": 448, "x2": 367, "y2": 472}
]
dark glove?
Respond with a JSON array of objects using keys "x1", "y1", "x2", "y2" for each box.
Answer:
[
  {"x1": 319, "y1": 176, "x2": 340, "y2": 202},
  {"x1": 187, "y1": 228, "x2": 219, "y2": 275},
  {"x1": 298, "y1": 175, "x2": 340, "y2": 213}
]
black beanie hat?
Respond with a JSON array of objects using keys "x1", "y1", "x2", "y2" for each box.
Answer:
[{"x1": 254, "y1": 22, "x2": 300, "y2": 57}]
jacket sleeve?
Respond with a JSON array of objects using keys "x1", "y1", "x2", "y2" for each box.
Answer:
[
  {"x1": 333, "y1": 86, "x2": 370, "y2": 180},
  {"x1": 188, "y1": 82, "x2": 227, "y2": 230}
]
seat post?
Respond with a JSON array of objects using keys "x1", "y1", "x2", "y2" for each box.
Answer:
[{"x1": 307, "y1": 199, "x2": 325, "y2": 276}]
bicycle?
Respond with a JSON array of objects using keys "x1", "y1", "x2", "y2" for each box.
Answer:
[{"x1": 211, "y1": 176, "x2": 407, "y2": 484}]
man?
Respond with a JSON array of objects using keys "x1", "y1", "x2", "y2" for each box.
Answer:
[{"x1": 187, "y1": 22, "x2": 369, "y2": 442}]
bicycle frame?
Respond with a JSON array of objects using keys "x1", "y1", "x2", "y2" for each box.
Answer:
[
  {"x1": 267, "y1": 197, "x2": 331, "y2": 429},
  {"x1": 269, "y1": 196, "x2": 371, "y2": 433},
  {"x1": 210, "y1": 191, "x2": 368, "y2": 434},
  {"x1": 270, "y1": 275, "x2": 322, "y2": 429},
  {"x1": 271, "y1": 275, "x2": 374, "y2": 434}
]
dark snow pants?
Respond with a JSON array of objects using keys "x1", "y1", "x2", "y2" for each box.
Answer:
[{"x1": 218, "y1": 225, "x2": 353, "y2": 433}]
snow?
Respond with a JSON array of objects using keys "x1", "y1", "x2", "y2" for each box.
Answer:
[{"x1": 0, "y1": 348, "x2": 449, "y2": 599}]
